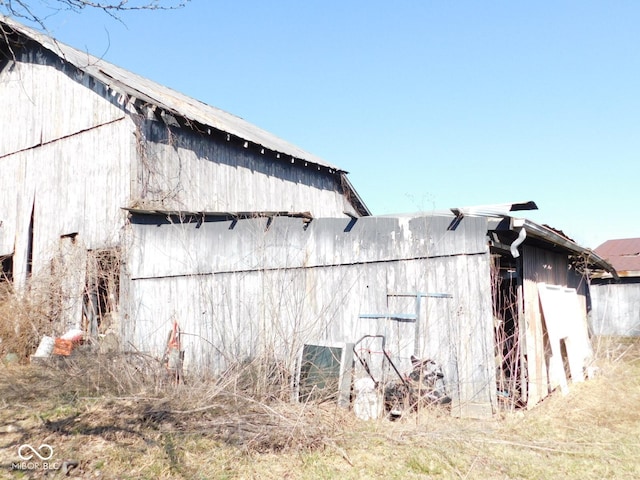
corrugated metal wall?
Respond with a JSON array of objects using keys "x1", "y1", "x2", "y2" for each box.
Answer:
[{"x1": 122, "y1": 214, "x2": 497, "y2": 417}]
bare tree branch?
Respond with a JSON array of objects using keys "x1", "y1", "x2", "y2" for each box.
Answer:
[
  {"x1": 1, "y1": 0, "x2": 189, "y2": 26},
  {"x1": 1, "y1": 0, "x2": 188, "y2": 66}
]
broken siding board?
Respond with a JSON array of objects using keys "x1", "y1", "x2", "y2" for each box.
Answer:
[
  {"x1": 7, "y1": 150, "x2": 36, "y2": 288},
  {"x1": 523, "y1": 274, "x2": 547, "y2": 409},
  {"x1": 0, "y1": 153, "x2": 22, "y2": 256}
]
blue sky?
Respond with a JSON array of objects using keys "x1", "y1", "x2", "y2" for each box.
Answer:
[{"x1": 14, "y1": 1, "x2": 640, "y2": 248}]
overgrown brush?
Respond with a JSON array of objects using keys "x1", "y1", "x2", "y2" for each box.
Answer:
[
  {"x1": 1, "y1": 338, "x2": 639, "y2": 479},
  {"x1": 0, "y1": 350, "x2": 350, "y2": 453},
  {"x1": 0, "y1": 284, "x2": 54, "y2": 363}
]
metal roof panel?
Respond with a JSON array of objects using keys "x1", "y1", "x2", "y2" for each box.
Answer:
[
  {"x1": 595, "y1": 238, "x2": 640, "y2": 274},
  {"x1": 1, "y1": 16, "x2": 340, "y2": 171}
]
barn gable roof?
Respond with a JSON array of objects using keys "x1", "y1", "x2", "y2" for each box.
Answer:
[{"x1": 0, "y1": 16, "x2": 345, "y2": 174}]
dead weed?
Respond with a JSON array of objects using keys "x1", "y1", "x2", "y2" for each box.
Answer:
[{"x1": 0, "y1": 338, "x2": 638, "y2": 479}]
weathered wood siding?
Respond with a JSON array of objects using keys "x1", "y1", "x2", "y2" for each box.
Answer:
[
  {"x1": 1, "y1": 40, "x2": 363, "y2": 335},
  {"x1": 1, "y1": 41, "x2": 361, "y2": 269},
  {"x1": 123, "y1": 214, "x2": 497, "y2": 417},
  {"x1": 590, "y1": 282, "x2": 640, "y2": 336},
  {"x1": 0, "y1": 50, "x2": 126, "y2": 158},
  {"x1": 133, "y1": 121, "x2": 358, "y2": 216},
  {"x1": 0, "y1": 48, "x2": 134, "y2": 288}
]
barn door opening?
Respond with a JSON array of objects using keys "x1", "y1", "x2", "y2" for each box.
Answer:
[
  {"x1": 83, "y1": 248, "x2": 120, "y2": 337},
  {"x1": 0, "y1": 254, "x2": 12, "y2": 283},
  {"x1": 491, "y1": 254, "x2": 525, "y2": 410},
  {"x1": 0, "y1": 254, "x2": 12, "y2": 299}
]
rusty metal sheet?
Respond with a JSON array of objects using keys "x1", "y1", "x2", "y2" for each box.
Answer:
[{"x1": 595, "y1": 238, "x2": 640, "y2": 274}]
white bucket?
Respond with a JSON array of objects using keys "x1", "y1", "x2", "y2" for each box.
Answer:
[
  {"x1": 33, "y1": 336, "x2": 55, "y2": 358},
  {"x1": 353, "y1": 377, "x2": 382, "y2": 420}
]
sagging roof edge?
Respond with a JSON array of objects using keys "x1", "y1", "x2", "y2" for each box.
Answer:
[
  {"x1": 0, "y1": 17, "x2": 368, "y2": 195},
  {"x1": 519, "y1": 219, "x2": 619, "y2": 280}
]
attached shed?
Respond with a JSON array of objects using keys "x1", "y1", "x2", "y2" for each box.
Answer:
[
  {"x1": 486, "y1": 213, "x2": 616, "y2": 409},
  {"x1": 121, "y1": 205, "x2": 616, "y2": 417},
  {"x1": 590, "y1": 238, "x2": 640, "y2": 336},
  {"x1": 0, "y1": 17, "x2": 367, "y2": 334},
  {"x1": 123, "y1": 211, "x2": 497, "y2": 418}
]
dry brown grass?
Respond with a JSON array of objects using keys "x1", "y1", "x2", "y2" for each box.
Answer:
[
  {"x1": 0, "y1": 284, "x2": 54, "y2": 363},
  {"x1": 0, "y1": 338, "x2": 638, "y2": 479}
]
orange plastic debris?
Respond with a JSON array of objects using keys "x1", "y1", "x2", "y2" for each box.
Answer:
[{"x1": 53, "y1": 338, "x2": 74, "y2": 356}]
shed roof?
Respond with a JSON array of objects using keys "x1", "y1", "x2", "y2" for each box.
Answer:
[
  {"x1": 0, "y1": 16, "x2": 341, "y2": 172},
  {"x1": 448, "y1": 202, "x2": 617, "y2": 277},
  {"x1": 387, "y1": 202, "x2": 618, "y2": 279},
  {"x1": 594, "y1": 238, "x2": 640, "y2": 277},
  {"x1": 517, "y1": 219, "x2": 618, "y2": 279}
]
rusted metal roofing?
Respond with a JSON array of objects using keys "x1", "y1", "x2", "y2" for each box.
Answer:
[
  {"x1": 0, "y1": 16, "x2": 341, "y2": 172},
  {"x1": 540, "y1": 224, "x2": 575, "y2": 242},
  {"x1": 595, "y1": 238, "x2": 640, "y2": 277}
]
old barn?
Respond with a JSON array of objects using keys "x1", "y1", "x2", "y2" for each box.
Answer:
[
  {"x1": 123, "y1": 204, "x2": 616, "y2": 417},
  {"x1": 0, "y1": 18, "x2": 617, "y2": 418},
  {"x1": 0, "y1": 16, "x2": 367, "y2": 332}
]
